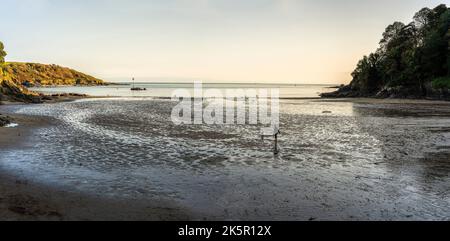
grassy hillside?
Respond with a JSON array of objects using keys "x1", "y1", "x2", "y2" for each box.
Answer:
[
  {"x1": 2, "y1": 62, "x2": 105, "y2": 87},
  {"x1": 0, "y1": 62, "x2": 105, "y2": 103},
  {"x1": 1, "y1": 41, "x2": 104, "y2": 103},
  {"x1": 0, "y1": 66, "x2": 37, "y2": 103}
]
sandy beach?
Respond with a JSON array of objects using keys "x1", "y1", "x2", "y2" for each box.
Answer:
[
  {"x1": 0, "y1": 112, "x2": 192, "y2": 221},
  {"x1": 1, "y1": 97, "x2": 450, "y2": 221},
  {"x1": 0, "y1": 168, "x2": 192, "y2": 221}
]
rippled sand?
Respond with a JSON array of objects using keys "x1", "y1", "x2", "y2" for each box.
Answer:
[{"x1": 1, "y1": 98, "x2": 450, "y2": 220}]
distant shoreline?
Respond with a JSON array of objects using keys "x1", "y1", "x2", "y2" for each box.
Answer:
[
  {"x1": 104, "y1": 82, "x2": 337, "y2": 86},
  {"x1": 321, "y1": 85, "x2": 450, "y2": 101}
]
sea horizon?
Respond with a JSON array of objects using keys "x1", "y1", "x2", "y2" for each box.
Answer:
[{"x1": 30, "y1": 82, "x2": 338, "y2": 99}]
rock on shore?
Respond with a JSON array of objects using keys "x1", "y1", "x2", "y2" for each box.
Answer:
[
  {"x1": 321, "y1": 83, "x2": 450, "y2": 100},
  {"x1": 0, "y1": 113, "x2": 11, "y2": 127}
]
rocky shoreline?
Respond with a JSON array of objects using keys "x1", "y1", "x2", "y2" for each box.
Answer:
[
  {"x1": 1, "y1": 78, "x2": 90, "y2": 104},
  {"x1": 0, "y1": 91, "x2": 89, "y2": 127},
  {"x1": 0, "y1": 113, "x2": 11, "y2": 127},
  {"x1": 321, "y1": 84, "x2": 450, "y2": 101}
]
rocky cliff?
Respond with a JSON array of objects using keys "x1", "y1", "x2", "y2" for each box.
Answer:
[{"x1": 0, "y1": 62, "x2": 105, "y2": 103}]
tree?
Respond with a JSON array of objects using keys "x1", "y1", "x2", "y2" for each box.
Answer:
[
  {"x1": 0, "y1": 41, "x2": 6, "y2": 64},
  {"x1": 416, "y1": 5, "x2": 450, "y2": 79},
  {"x1": 414, "y1": 7, "x2": 432, "y2": 29},
  {"x1": 447, "y1": 28, "x2": 450, "y2": 75},
  {"x1": 347, "y1": 4, "x2": 450, "y2": 96},
  {"x1": 379, "y1": 22, "x2": 407, "y2": 51},
  {"x1": 377, "y1": 22, "x2": 419, "y2": 87},
  {"x1": 351, "y1": 53, "x2": 382, "y2": 94}
]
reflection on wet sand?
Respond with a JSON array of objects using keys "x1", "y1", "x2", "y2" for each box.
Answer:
[
  {"x1": 0, "y1": 98, "x2": 449, "y2": 220},
  {"x1": 352, "y1": 103, "x2": 450, "y2": 219}
]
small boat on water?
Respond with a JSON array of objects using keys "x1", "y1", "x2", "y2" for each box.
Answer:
[
  {"x1": 130, "y1": 77, "x2": 147, "y2": 91},
  {"x1": 131, "y1": 87, "x2": 147, "y2": 91}
]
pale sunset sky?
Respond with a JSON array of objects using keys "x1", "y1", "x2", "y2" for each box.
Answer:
[{"x1": 1, "y1": 0, "x2": 446, "y2": 84}]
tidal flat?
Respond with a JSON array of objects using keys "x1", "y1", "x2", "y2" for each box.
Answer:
[{"x1": 1, "y1": 98, "x2": 449, "y2": 220}]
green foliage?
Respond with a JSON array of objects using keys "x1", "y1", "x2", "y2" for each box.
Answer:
[
  {"x1": 0, "y1": 41, "x2": 103, "y2": 88},
  {"x1": 2, "y1": 62, "x2": 104, "y2": 87},
  {"x1": 0, "y1": 41, "x2": 6, "y2": 64},
  {"x1": 0, "y1": 41, "x2": 104, "y2": 103},
  {"x1": 432, "y1": 76, "x2": 450, "y2": 89},
  {"x1": 350, "y1": 4, "x2": 450, "y2": 94}
]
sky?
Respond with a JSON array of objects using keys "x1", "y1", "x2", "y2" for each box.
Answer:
[{"x1": 0, "y1": 0, "x2": 446, "y2": 84}]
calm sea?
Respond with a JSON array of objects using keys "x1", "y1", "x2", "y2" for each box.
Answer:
[{"x1": 30, "y1": 82, "x2": 336, "y2": 98}]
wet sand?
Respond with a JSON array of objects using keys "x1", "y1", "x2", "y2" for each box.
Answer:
[
  {"x1": 1, "y1": 97, "x2": 450, "y2": 221},
  {"x1": 0, "y1": 113, "x2": 192, "y2": 221},
  {"x1": 0, "y1": 169, "x2": 192, "y2": 221},
  {"x1": 0, "y1": 113, "x2": 49, "y2": 148}
]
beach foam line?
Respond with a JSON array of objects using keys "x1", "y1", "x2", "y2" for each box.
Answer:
[{"x1": 5, "y1": 123, "x2": 19, "y2": 128}]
